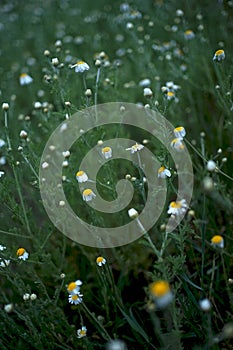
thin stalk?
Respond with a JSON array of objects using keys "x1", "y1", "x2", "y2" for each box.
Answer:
[
  {"x1": 94, "y1": 67, "x2": 101, "y2": 121},
  {"x1": 136, "y1": 218, "x2": 161, "y2": 259},
  {"x1": 4, "y1": 110, "x2": 32, "y2": 236},
  {"x1": 81, "y1": 302, "x2": 111, "y2": 341}
]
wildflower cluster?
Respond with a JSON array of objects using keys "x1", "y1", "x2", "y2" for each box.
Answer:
[{"x1": 67, "y1": 279, "x2": 83, "y2": 305}]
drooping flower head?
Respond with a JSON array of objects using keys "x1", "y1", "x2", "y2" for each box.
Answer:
[
  {"x1": 211, "y1": 235, "x2": 224, "y2": 248},
  {"x1": 82, "y1": 189, "x2": 96, "y2": 202},
  {"x1": 76, "y1": 170, "x2": 88, "y2": 183},
  {"x1": 19, "y1": 73, "x2": 33, "y2": 86},
  {"x1": 96, "y1": 256, "x2": 106, "y2": 267},
  {"x1": 213, "y1": 49, "x2": 225, "y2": 62},
  {"x1": 101, "y1": 146, "x2": 112, "y2": 159},
  {"x1": 16, "y1": 248, "x2": 29, "y2": 261},
  {"x1": 174, "y1": 126, "x2": 186, "y2": 139},
  {"x1": 158, "y1": 166, "x2": 171, "y2": 178},
  {"x1": 150, "y1": 280, "x2": 173, "y2": 309}
]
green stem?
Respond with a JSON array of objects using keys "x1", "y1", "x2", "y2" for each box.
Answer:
[{"x1": 81, "y1": 302, "x2": 111, "y2": 341}]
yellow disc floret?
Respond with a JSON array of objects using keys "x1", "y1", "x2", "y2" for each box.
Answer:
[{"x1": 150, "y1": 281, "x2": 170, "y2": 297}]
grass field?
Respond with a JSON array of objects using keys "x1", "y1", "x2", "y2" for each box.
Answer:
[{"x1": 0, "y1": 1, "x2": 233, "y2": 349}]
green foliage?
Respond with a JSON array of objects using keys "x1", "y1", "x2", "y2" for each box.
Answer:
[{"x1": 0, "y1": 0, "x2": 233, "y2": 349}]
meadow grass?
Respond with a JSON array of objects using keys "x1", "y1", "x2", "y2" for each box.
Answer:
[{"x1": 0, "y1": 1, "x2": 233, "y2": 349}]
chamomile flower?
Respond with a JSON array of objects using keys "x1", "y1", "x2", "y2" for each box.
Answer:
[
  {"x1": 19, "y1": 73, "x2": 33, "y2": 85},
  {"x1": 184, "y1": 30, "x2": 195, "y2": 40},
  {"x1": 16, "y1": 248, "x2": 29, "y2": 261},
  {"x1": 71, "y1": 60, "x2": 90, "y2": 73},
  {"x1": 77, "y1": 326, "x2": 87, "y2": 338},
  {"x1": 102, "y1": 146, "x2": 112, "y2": 159},
  {"x1": 165, "y1": 81, "x2": 180, "y2": 92},
  {"x1": 76, "y1": 170, "x2": 88, "y2": 183},
  {"x1": 170, "y1": 138, "x2": 185, "y2": 151},
  {"x1": 150, "y1": 280, "x2": 173, "y2": 309},
  {"x1": 126, "y1": 143, "x2": 144, "y2": 153},
  {"x1": 0, "y1": 171, "x2": 5, "y2": 178},
  {"x1": 0, "y1": 245, "x2": 6, "y2": 251},
  {"x1": 68, "y1": 292, "x2": 83, "y2": 305},
  {"x1": 174, "y1": 126, "x2": 186, "y2": 138},
  {"x1": 67, "y1": 280, "x2": 82, "y2": 295},
  {"x1": 213, "y1": 49, "x2": 225, "y2": 62},
  {"x1": 158, "y1": 166, "x2": 171, "y2": 178},
  {"x1": 82, "y1": 189, "x2": 96, "y2": 202},
  {"x1": 166, "y1": 91, "x2": 175, "y2": 100},
  {"x1": 167, "y1": 199, "x2": 188, "y2": 216},
  {"x1": 211, "y1": 235, "x2": 224, "y2": 248},
  {"x1": 96, "y1": 256, "x2": 106, "y2": 267}
]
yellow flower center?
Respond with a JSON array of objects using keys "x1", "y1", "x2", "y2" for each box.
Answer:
[
  {"x1": 102, "y1": 147, "x2": 111, "y2": 153},
  {"x1": 17, "y1": 248, "x2": 25, "y2": 256},
  {"x1": 20, "y1": 73, "x2": 27, "y2": 78},
  {"x1": 150, "y1": 281, "x2": 170, "y2": 297},
  {"x1": 170, "y1": 201, "x2": 182, "y2": 208},
  {"x1": 72, "y1": 294, "x2": 78, "y2": 301},
  {"x1": 175, "y1": 126, "x2": 183, "y2": 132},
  {"x1": 215, "y1": 50, "x2": 224, "y2": 56},
  {"x1": 167, "y1": 91, "x2": 174, "y2": 97},
  {"x1": 77, "y1": 61, "x2": 85, "y2": 65},
  {"x1": 211, "y1": 235, "x2": 223, "y2": 244},
  {"x1": 76, "y1": 170, "x2": 84, "y2": 177},
  {"x1": 83, "y1": 189, "x2": 92, "y2": 196},
  {"x1": 158, "y1": 166, "x2": 165, "y2": 173},
  {"x1": 96, "y1": 256, "x2": 104, "y2": 264},
  {"x1": 80, "y1": 329, "x2": 86, "y2": 335},
  {"x1": 185, "y1": 30, "x2": 193, "y2": 35},
  {"x1": 67, "y1": 282, "x2": 76, "y2": 292}
]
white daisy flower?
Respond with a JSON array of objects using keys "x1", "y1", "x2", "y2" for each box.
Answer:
[
  {"x1": 213, "y1": 49, "x2": 225, "y2": 62},
  {"x1": 150, "y1": 280, "x2": 173, "y2": 309},
  {"x1": 67, "y1": 280, "x2": 83, "y2": 295},
  {"x1": 184, "y1": 30, "x2": 195, "y2": 40},
  {"x1": 68, "y1": 293, "x2": 83, "y2": 305},
  {"x1": 82, "y1": 189, "x2": 96, "y2": 202},
  {"x1": 76, "y1": 171, "x2": 88, "y2": 183},
  {"x1": 158, "y1": 166, "x2": 171, "y2": 178},
  {"x1": 174, "y1": 126, "x2": 186, "y2": 139},
  {"x1": 167, "y1": 199, "x2": 188, "y2": 216},
  {"x1": 71, "y1": 60, "x2": 90, "y2": 73},
  {"x1": 211, "y1": 235, "x2": 224, "y2": 249},
  {"x1": 96, "y1": 256, "x2": 106, "y2": 267},
  {"x1": 170, "y1": 138, "x2": 185, "y2": 151},
  {"x1": 77, "y1": 326, "x2": 87, "y2": 338},
  {"x1": 16, "y1": 248, "x2": 29, "y2": 261},
  {"x1": 126, "y1": 143, "x2": 144, "y2": 154},
  {"x1": 19, "y1": 73, "x2": 33, "y2": 86},
  {"x1": 101, "y1": 146, "x2": 112, "y2": 159}
]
